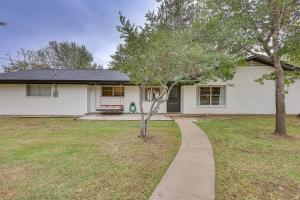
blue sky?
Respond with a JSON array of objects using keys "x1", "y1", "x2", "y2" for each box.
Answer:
[{"x1": 0, "y1": 0, "x2": 158, "y2": 67}]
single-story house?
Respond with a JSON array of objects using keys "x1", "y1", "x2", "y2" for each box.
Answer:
[{"x1": 0, "y1": 56, "x2": 299, "y2": 116}]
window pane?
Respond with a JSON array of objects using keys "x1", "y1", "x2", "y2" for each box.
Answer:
[
  {"x1": 198, "y1": 86, "x2": 226, "y2": 105},
  {"x1": 27, "y1": 85, "x2": 40, "y2": 96},
  {"x1": 200, "y1": 87, "x2": 210, "y2": 105},
  {"x1": 144, "y1": 87, "x2": 153, "y2": 101},
  {"x1": 152, "y1": 87, "x2": 160, "y2": 99},
  {"x1": 40, "y1": 85, "x2": 51, "y2": 96},
  {"x1": 113, "y1": 87, "x2": 124, "y2": 97},
  {"x1": 220, "y1": 87, "x2": 226, "y2": 105},
  {"x1": 102, "y1": 87, "x2": 113, "y2": 96},
  {"x1": 211, "y1": 87, "x2": 221, "y2": 105},
  {"x1": 27, "y1": 85, "x2": 51, "y2": 96}
]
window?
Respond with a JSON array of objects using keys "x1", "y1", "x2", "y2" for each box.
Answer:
[
  {"x1": 198, "y1": 86, "x2": 226, "y2": 105},
  {"x1": 26, "y1": 84, "x2": 51, "y2": 97},
  {"x1": 102, "y1": 86, "x2": 124, "y2": 97},
  {"x1": 144, "y1": 87, "x2": 161, "y2": 101},
  {"x1": 113, "y1": 86, "x2": 125, "y2": 97},
  {"x1": 102, "y1": 87, "x2": 113, "y2": 96}
]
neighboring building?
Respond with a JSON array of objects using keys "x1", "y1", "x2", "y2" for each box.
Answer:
[{"x1": 0, "y1": 56, "x2": 299, "y2": 116}]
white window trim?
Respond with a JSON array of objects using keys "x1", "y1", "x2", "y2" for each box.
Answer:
[
  {"x1": 196, "y1": 85, "x2": 226, "y2": 107},
  {"x1": 143, "y1": 86, "x2": 161, "y2": 102}
]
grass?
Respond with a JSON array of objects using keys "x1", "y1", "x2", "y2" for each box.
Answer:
[
  {"x1": 196, "y1": 116, "x2": 300, "y2": 200},
  {"x1": 0, "y1": 118, "x2": 180, "y2": 200}
]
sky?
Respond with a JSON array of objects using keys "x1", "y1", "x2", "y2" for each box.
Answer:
[{"x1": 0, "y1": 0, "x2": 158, "y2": 68}]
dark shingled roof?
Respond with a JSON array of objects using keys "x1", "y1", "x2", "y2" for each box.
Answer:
[
  {"x1": 246, "y1": 55, "x2": 300, "y2": 72},
  {"x1": 0, "y1": 69, "x2": 130, "y2": 84}
]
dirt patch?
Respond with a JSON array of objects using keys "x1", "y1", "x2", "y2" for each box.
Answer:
[{"x1": 254, "y1": 179, "x2": 300, "y2": 199}]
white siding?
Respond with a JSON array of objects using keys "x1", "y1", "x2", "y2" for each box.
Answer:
[
  {"x1": 182, "y1": 65, "x2": 300, "y2": 114},
  {"x1": 0, "y1": 84, "x2": 88, "y2": 115}
]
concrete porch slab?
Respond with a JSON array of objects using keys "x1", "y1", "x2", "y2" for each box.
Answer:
[{"x1": 77, "y1": 113, "x2": 173, "y2": 121}]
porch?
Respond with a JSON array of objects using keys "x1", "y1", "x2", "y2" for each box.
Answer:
[{"x1": 78, "y1": 113, "x2": 173, "y2": 121}]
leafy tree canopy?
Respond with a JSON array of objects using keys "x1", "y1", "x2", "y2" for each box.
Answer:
[
  {"x1": 4, "y1": 41, "x2": 101, "y2": 72},
  {"x1": 110, "y1": 14, "x2": 236, "y2": 86},
  {"x1": 145, "y1": 0, "x2": 199, "y2": 29},
  {"x1": 196, "y1": 0, "x2": 300, "y2": 58}
]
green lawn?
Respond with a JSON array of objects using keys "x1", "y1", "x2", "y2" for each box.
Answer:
[
  {"x1": 0, "y1": 118, "x2": 180, "y2": 200},
  {"x1": 196, "y1": 116, "x2": 300, "y2": 200}
]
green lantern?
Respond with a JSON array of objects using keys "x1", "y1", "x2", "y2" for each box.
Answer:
[{"x1": 129, "y1": 102, "x2": 137, "y2": 113}]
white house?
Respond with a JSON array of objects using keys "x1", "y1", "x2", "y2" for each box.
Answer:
[{"x1": 0, "y1": 56, "x2": 299, "y2": 116}]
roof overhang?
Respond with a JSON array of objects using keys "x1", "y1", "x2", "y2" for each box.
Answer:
[
  {"x1": 0, "y1": 80, "x2": 132, "y2": 85},
  {"x1": 246, "y1": 55, "x2": 300, "y2": 72}
]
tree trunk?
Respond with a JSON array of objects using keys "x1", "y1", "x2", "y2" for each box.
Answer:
[
  {"x1": 139, "y1": 85, "x2": 148, "y2": 140},
  {"x1": 138, "y1": 83, "x2": 176, "y2": 140},
  {"x1": 274, "y1": 58, "x2": 287, "y2": 136},
  {"x1": 271, "y1": 0, "x2": 287, "y2": 137}
]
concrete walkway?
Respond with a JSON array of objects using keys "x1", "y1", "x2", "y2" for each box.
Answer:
[{"x1": 149, "y1": 118, "x2": 215, "y2": 200}]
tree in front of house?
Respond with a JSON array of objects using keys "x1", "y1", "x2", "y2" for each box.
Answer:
[
  {"x1": 4, "y1": 41, "x2": 100, "y2": 72},
  {"x1": 197, "y1": 0, "x2": 300, "y2": 137},
  {"x1": 110, "y1": 13, "x2": 236, "y2": 139},
  {"x1": 145, "y1": 0, "x2": 198, "y2": 29}
]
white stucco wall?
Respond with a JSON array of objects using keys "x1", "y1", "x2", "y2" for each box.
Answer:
[
  {"x1": 285, "y1": 81, "x2": 300, "y2": 114},
  {"x1": 0, "y1": 84, "x2": 88, "y2": 115},
  {"x1": 1, "y1": 64, "x2": 299, "y2": 116},
  {"x1": 123, "y1": 86, "x2": 167, "y2": 113},
  {"x1": 87, "y1": 85, "x2": 166, "y2": 113},
  {"x1": 182, "y1": 65, "x2": 300, "y2": 114}
]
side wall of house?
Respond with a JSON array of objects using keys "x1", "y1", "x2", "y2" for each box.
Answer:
[
  {"x1": 285, "y1": 80, "x2": 300, "y2": 114},
  {"x1": 182, "y1": 64, "x2": 300, "y2": 114},
  {"x1": 0, "y1": 84, "x2": 88, "y2": 115}
]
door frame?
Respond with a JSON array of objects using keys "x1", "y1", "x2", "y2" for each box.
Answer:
[{"x1": 167, "y1": 85, "x2": 181, "y2": 113}]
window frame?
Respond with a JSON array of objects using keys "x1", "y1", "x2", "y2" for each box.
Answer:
[
  {"x1": 26, "y1": 84, "x2": 52, "y2": 97},
  {"x1": 101, "y1": 86, "x2": 124, "y2": 97},
  {"x1": 143, "y1": 86, "x2": 161, "y2": 101},
  {"x1": 197, "y1": 86, "x2": 226, "y2": 106}
]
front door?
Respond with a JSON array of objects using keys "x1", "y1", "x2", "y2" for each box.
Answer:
[{"x1": 167, "y1": 86, "x2": 181, "y2": 112}]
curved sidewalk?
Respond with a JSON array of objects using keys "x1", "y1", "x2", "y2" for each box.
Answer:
[{"x1": 149, "y1": 118, "x2": 215, "y2": 200}]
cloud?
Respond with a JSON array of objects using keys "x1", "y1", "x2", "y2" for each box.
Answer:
[{"x1": 0, "y1": 0, "x2": 158, "y2": 68}]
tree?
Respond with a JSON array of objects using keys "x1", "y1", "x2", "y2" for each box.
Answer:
[
  {"x1": 198, "y1": 0, "x2": 300, "y2": 137},
  {"x1": 4, "y1": 41, "x2": 98, "y2": 71},
  {"x1": 110, "y1": 14, "x2": 236, "y2": 140},
  {"x1": 145, "y1": 0, "x2": 198, "y2": 29},
  {"x1": 4, "y1": 49, "x2": 49, "y2": 72}
]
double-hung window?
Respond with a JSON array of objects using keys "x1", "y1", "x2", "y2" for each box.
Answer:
[
  {"x1": 102, "y1": 86, "x2": 124, "y2": 97},
  {"x1": 197, "y1": 86, "x2": 226, "y2": 106},
  {"x1": 26, "y1": 84, "x2": 51, "y2": 97},
  {"x1": 144, "y1": 87, "x2": 161, "y2": 101}
]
